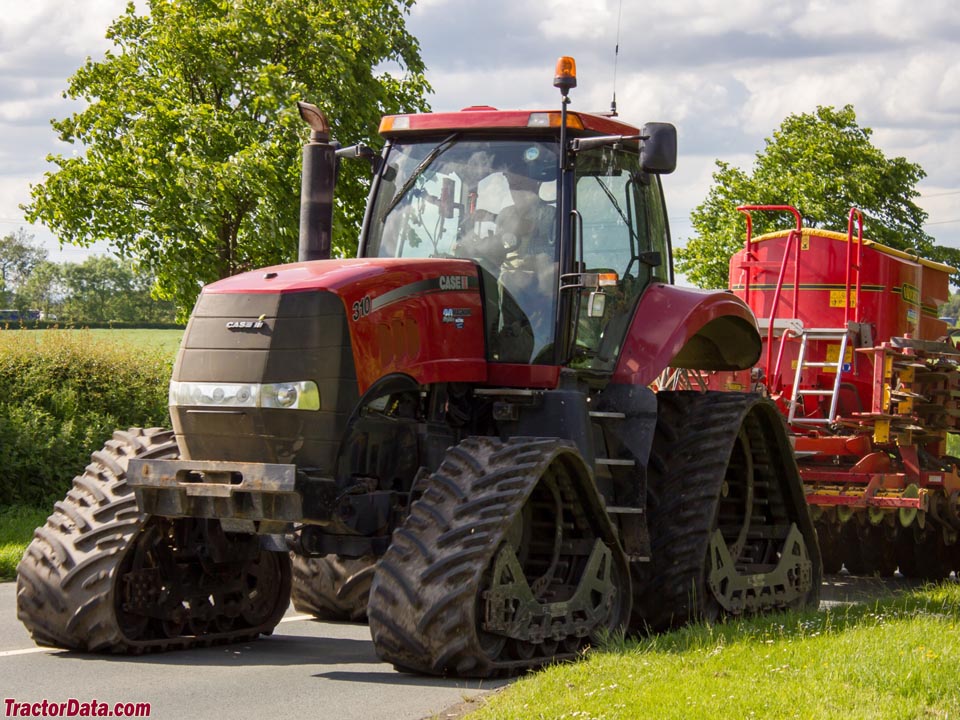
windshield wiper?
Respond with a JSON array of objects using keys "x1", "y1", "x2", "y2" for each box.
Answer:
[
  {"x1": 382, "y1": 133, "x2": 458, "y2": 219},
  {"x1": 592, "y1": 176, "x2": 640, "y2": 245}
]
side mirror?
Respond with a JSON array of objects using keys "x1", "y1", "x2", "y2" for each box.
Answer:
[
  {"x1": 639, "y1": 250, "x2": 662, "y2": 267},
  {"x1": 640, "y1": 123, "x2": 677, "y2": 174}
]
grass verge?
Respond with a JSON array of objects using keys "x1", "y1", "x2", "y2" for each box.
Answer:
[
  {"x1": 469, "y1": 583, "x2": 960, "y2": 720},
  {"x1": 0, "y1": 505, "x2": 48, "y2": 581}
]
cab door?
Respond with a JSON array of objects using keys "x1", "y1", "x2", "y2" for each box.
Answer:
[{"x1": 570, "y1": 146, "x2": 671, "y2": 372}]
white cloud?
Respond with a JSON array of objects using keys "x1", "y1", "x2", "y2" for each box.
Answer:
[{"x1": 3, "y1": 0, "x2": 959, "y2": 257}]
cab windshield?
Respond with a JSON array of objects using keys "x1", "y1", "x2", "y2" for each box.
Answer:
[{"x1": 366, "y1": 138, "x2": 560, "y2": 364}]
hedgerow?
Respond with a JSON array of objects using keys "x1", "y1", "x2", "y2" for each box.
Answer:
[{"x1": 0, "y1": 330, "x2": 171, "y2": 506}]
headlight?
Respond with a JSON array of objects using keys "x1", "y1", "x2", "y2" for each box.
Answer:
[
  {"x1": 169, "y1": 380, "x2": 320, "y2": 411},
  {"x1": 260, "y1": 381, "x2": 320, "y2": 410}
]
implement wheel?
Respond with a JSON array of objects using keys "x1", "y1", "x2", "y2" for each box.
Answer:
[
  {"x1": 368, "y1": 437, "x2": 631, "y2": 677},
  {"x1": 17, "y1": 428, "x2": 291, "y2": 653},
  {"x1": 633, "y1": 392, "x2": 821, "y2": 632}
]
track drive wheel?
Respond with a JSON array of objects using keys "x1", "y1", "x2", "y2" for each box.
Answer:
[
  {"x1": 290, "y1": 554, "x2": 374, "y2": 622},
  {"x1": 633, "y1": 392, "x2": 821, "y2": 632},
  {"x1": 16, "y1": 428, "x2": 291, "y2": 653},
  {"x1": 368, "y1": 437, "x2": 631, "y2": 677}
]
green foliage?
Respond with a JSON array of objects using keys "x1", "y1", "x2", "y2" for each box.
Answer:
[
  {"x1": 0, "y1": 506, "x2": 49, "y2": 580},
  {"x1": 472, "y1": 584, "x2": 960, "y2": 720},
  {"x1": 939, "y1": 292, "x2": 960, "y2": 323},
  {"x1": 0, "y1": 230, "x2": 46, "y2": 308},
  {"x1": 24, "y1": 0, "x2": 430, "y2": 319},
  {"x1": 18, "y1": 256, "x2": 177, "y2": 323},
  {"x1": 676, "y1": 105, "x2": 950, "y2": 289},
  {"x1": 0, "y1": 330, "x2": 171, "y2": 506}
]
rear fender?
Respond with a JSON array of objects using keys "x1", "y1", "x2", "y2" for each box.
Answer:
[{"x1": 613, "y1": 284, "x2": 760, "y2": 387}]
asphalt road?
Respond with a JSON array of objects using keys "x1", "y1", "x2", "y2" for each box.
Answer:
[
  {"x1": 0, "y1": 582, "x2": 504, "y2": 720},
  {"x1": 1, "y1": 573, "x2": 945, "y2": 720}
]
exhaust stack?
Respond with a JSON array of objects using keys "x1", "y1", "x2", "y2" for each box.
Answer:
[{"x1": 297, "y1": 102, "x2": 335, "y2": 262}]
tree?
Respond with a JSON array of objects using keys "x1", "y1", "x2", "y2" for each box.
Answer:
[
  {"x1": 17, "y1": 256, "x2": 176, "y2": 324},
  {"x1": 57, "y1": 256, "x2": 176, "y2": 323},
  {"x1": 0, "y1": 230, "x2": 46, "y2": 307},
  {"x1": 675, "y1": 105, "x2": 954, "y2": 289},
  {"x1": 24, "y1": 0, "x2": 430, "y2": 318},
  {"x1": 18, "y1": 260, "x2": 63, "y2": 318},
  {"x1": 940, "y1": 292, "x2": 960, "y2": 324}
]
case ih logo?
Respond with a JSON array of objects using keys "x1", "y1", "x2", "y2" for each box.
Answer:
[
  {"x1": 439, "y1": 275, "x2": 470, "y2": 290},
  {"x1": 226, "y1": 319, "x2": 266, "y2": 331}
]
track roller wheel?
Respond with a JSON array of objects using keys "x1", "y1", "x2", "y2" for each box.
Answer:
[
  {"x1": 16, "y1": 428, "x2": 291, "y2": 653},
  {"x1": 290, "y1": 554, "x2": 374, "y2": 622},
  {"x1": 633, "y1": 392, "x2": 820, "y2": 632},
  {"x1": 368, "y1": 437, "x2": 631, "y2": 677}
]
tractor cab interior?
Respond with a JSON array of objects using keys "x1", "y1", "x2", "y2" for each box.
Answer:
[{"x1": 365, "y1": 134, "x2": 671, "y2": 369}]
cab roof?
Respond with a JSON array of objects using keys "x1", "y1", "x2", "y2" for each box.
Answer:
[{"x1": 379, "y1": 107, "x2": 640, "y2": 139}]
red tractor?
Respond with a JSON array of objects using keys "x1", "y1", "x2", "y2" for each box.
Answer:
[
  {"x1": 709, "y1": 205, "x2": 960, "y2": 578},
  {"x1": 17, "y1": 58, "x2": 820, "y2": 676}
]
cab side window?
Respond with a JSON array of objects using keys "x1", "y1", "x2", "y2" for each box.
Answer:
[{"x1": 572, "y1": 146, "x2": 669, "y2": 371}]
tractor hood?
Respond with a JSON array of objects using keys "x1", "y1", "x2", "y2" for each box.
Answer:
[
  {"x1": 171, "y1": 257, "x2": 488, "y2": 471},
  {"x1": 204, "y1": 257, "x2": 471, "y2": 296},
  {"x1": 193, "y1": 256, "x2": 489, "y2": 395}
]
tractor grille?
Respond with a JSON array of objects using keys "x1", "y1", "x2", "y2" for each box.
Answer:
[{"x1": 170, "y1": 290, "x2": 358, "y2": 474}]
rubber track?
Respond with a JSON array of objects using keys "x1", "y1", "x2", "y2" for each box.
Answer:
[
  {"x1": 290, "y1": 554, "x2": 374, "y2": 622},
  {"x1": 632, "y1": 391, "x2": 819, "y2": 632},
  {"x1": 16, "y1": 428, "x2": 290, "y2": 653},
  {"x1": 368, "y1": 437, "x2": 617, "y2": 678}
]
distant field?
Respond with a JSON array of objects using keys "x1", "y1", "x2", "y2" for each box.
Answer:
[
  {"x1": 84, "y1": 328, "x2": 183, "y2": 358},
  {"x1": 0, "y1": 327, "x2": 183, "y2": 358}
]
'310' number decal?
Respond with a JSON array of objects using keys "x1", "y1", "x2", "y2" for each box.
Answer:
[{"x1": 351, "y1": 296, "x2": 372, "y2": 321}]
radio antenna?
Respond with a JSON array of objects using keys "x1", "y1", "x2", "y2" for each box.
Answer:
[{"x1": 610, "y1": 0, "x2": 623, "y2": 117}]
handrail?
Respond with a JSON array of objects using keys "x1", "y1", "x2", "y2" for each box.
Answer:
[
  {"x1": 845, "y1": 207, "x2": 864, "y2": 325},
  {"x1": 736, "y1": 205, "x2": 803, "y2": 387}
]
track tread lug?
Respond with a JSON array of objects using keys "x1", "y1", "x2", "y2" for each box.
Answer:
[
  {"x1": 631, "y1": 391, "x2": 820, "y2": 633},
  {"x1": 16, "y1": 427, "x2": 289, "y2": 654},
  {"x1": 369, "y1": 435, "x2": 630, "y2": 678}
]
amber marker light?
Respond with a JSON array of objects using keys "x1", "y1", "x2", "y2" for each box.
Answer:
[
  {"x1": 553, "y1": 56, "x2": 577, "y2": 93},
  {"x1": 379, "y1": 115, "x2": 410, "y2": 133},
  {"x1": 526, "y1": 112, "x2": 584, "y2": 130}
]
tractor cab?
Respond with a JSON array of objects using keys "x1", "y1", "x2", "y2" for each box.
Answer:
[
  {"x1": 348, "y1": 59, "x2": 677, "y2": 375},
  {"x1": 362, "y1": 116, "x2": 674, "y2": 372}
]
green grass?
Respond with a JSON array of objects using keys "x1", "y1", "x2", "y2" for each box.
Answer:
[
  {"x1": 1, "y1": 328, "x2": 183, "y2": 360},
  {"x1": 0, "y1": 506, "x2": 48, "y2": 580},
  {"x1": 62, "y1": 328, "x2": 182, "y2": 359},
  {"x1": 469, "y1": 584, "x2": 960, "y2": 720}
]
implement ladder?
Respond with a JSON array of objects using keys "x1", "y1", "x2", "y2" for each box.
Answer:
[
  {"x1": 737, "y1": 205, "x2": 866, "y2": 426},
  {"x1": 787, "y1": 326, "x2": 853, "y2": 427}
]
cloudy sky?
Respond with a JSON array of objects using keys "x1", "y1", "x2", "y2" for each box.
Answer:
[{"x1": 1, "y1": 0, "x2": 958, "y2": 274}]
